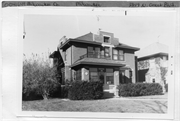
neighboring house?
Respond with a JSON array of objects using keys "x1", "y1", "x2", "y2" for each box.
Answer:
[
  {"x1": 50, "y1": 30, "x2": 140, "y2": 97},
  {"x1": 136, "y1": 42, "x2": 168, "y2": 92}
]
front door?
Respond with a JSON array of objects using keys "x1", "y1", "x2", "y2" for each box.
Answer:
[
  {"x1": 102, "y1": 68, "x2": 115, "y2": 98},
  {"x1": 98, "y1": 68, "x2": 105, "y2": 84},
  {"x1": 119, "y1": 70, "x2": 125, "y2": 84}
]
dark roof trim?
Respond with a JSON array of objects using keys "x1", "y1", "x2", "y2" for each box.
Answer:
[
  {"x1": 49, "y1": 51, "x2": 65, "y2": 67},
  {"x1": 71, "y1": 61, "x2": 125, "y2": 69},
  {"x1": 49, "y1": 51, "x2": 59, "y2": 58},
  {"x1": 137, "y1": 52, "x2": 168, "y2": 61},
  {"x1": 60, "y1": 39, "x2": 102, "y2": 50}
]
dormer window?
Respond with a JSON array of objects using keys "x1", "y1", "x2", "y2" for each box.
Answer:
[{"x1": 103, "y1": 36, "x2": 110, "y2": 43}]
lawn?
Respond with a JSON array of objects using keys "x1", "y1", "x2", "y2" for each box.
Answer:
[{"x1": 22, "y1": 95, "x2": 167, "y2": 113}]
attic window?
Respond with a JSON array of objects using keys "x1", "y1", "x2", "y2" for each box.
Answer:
[{"x1": 103, "y1": 36, "x2": 110, "y2": 43}]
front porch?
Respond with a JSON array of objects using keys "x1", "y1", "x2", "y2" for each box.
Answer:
[{"x1": 72, "y1": 65, "x2": 132, "y2": 98}]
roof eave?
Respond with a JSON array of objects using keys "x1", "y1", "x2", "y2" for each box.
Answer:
[
  {"x1": 59, "y1": 39, "x2": 71, "y2": 50},
  {"x1": 137, "y1": 52, "x2": 168, "y2": 60},
  {"x1": 115, "y1": 45, "x2": 140, "y2": 51},
  {"x1": 60, "y1": 39, "x2": 102, "y2": 50},
  {"x1": 71, "y1": 61, "x2": 125, "y2": 69}
]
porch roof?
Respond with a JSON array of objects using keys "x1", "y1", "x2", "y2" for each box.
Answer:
[{"x1": 70, "y1": 58, "x2": 125, "y2": 69}]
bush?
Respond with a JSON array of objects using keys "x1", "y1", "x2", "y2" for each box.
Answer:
[
  {"x1": 23, "y1": 53, "x2": 60, "y2": 100},
  {"x1": 68, "y1": 81, "x2": 103, "y2": 100},
  {"x1": 118, "y1": 83, "x2": 163, "y2": 97}
]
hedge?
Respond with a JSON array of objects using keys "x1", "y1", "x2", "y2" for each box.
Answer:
[
  {"x1": 68, "y1": 81, "x2": 103, "y2": 100},
  {"x1": 118, "y1": 83, "x2": 163, "y2": 97}
]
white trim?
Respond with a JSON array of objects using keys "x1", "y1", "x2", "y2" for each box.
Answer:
[{"x1": 101, "y1": 43, "x2": 115, "y2": 47}]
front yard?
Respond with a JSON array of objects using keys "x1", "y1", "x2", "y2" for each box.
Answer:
[{"x1": 22, "y1": 94, "x2": 167, "y2": 113}]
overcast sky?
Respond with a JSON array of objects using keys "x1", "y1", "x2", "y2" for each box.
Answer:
[{"x1": 23, "y1": 9, "x2": 176, "y2": 58}]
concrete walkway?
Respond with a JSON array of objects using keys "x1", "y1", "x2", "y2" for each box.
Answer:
[{"x1": 103, "y1": 93, "x2": 168, "y2": 101}]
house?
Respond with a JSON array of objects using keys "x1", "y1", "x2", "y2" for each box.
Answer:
[
  {"x1": 50, "y1": 30, "x2": 140, "y2": 97},
  {"x1": 136, "y1": 42, "x2": 168, "y2": 92}
]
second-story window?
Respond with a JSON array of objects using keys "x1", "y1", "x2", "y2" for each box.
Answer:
[
  {"x1": 113, "y1": 49, "x2": 124, "y2": 61},
  {"x1": 88, "y1": 46, "x2": 94, "y2": 58},
  {"x1": 104, "y1": 47, "x2": 110, "y2": 58},
  {"x1": 95, "y1": 47, "x2": 100, "y2": 58},
  {"x1": 119, "y1": 50, "x2": 124, "y2": 61},
  {"x1": 64, "y1": 51, "x2": 67, "y2": 61}
]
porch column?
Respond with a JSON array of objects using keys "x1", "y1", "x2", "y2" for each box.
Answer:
[
  {"x1": 82, "y1": 68, "x2": 89, "y2": 81},
  {"x1": 114, "y1": 70, "x2": 119, "y2": 97}
]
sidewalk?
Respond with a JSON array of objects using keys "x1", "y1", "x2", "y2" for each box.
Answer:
[{"x1": 104, "y1": 93, "x2": 168, "y2": 101}]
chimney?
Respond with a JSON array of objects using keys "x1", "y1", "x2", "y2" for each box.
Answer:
[
  {"x1": 97, "y1": 28, "x2": 102, "y2": 35},
  {"x1": 59, "y1": 36, "x2": 67, "y2": 44},
  {"x1": 57, "y1": 36, "x2": 67, "y2": 50}
]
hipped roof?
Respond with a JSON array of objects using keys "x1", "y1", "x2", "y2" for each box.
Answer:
[
  {"x1": 60, "y1": 32, "x2": 139, "y2": 51},
  {"x1": 136, "y1": 42, "x2": 168, "y2": 59}
]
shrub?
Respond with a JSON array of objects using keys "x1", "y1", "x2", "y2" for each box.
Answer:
[
  {"x1": 60, "y1": 85, "x2": 69, "y2": 98},
  {"x1": 68, "y1": 81, "x2": 103, "y2": 100},
  {"x1": 23, "y1": 53, "x2": 60, "y2": 100},
  {"x1": 118, "y1": 83, "x2": 163, "y2": 97},
  {"x1": 59, "y1": 79, "x2": 72, "y2": 98}
]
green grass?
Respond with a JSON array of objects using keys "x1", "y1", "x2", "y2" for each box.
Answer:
[{"x1": 22, "y1": 97, "x2": 167, "y2": 113}]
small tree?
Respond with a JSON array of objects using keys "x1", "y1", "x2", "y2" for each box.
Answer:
[
  {"x1": 23, "y1": 53, "x2": 60, "y2": 100},
  {"x1": 160, "y1": 67, "x2": 168, "y2": 84},
  {"x1": 160, "y1": 67, "x2": 168, "y2": 93}
]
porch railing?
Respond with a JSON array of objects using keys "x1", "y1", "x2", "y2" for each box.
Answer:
[{"x1": 80, "y1": 52, "x2": 111, "y2": 60}]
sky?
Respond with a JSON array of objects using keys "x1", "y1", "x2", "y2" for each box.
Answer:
[{"x1": 23, "y1": 9, "x2": 176, "y2": 58}]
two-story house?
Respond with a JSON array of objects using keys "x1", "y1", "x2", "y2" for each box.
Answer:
[
  {"x1": 136, "y1": 42, "x2": 168, "y2": 93},
  {"x1": 50, "y1": 31, "x2": 140, "y2": 97}
]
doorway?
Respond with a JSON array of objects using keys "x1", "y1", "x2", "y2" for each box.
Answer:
[{"x1": 119, "y1": 70, "x2": 125, "y2": 84}]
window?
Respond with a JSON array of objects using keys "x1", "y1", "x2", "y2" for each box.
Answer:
[
  {"x1": 119, "y1": 50, "x2": 124, "y2": 61},
  {"x1": 88, "y1": 46, "x2": 94, "y2": 58},
  {"x1": 113, "y1": 49, "x2": 124, "y2": 61},
  {"x1": 64, "y1": 51, "x2": 67, "y2": 61},
  {"x1": 104, "y1": 47, "x2": 110, "y2": 58},
  {"x1": 106, "y1": 68, "x2": 114, "y2": 84},
  {"x1": 95, "y1": 47, "x2": 101, "y2": 58},
  {"x1": 112, "y1": 49, "x2": 118, "y2": 60},
  {"x1": 104, "y1": 36, "x2": 110, "y2": 43},
  {"x1": 76, "y1": 69, "x2": 81, "y2": 81},
  {"x1": 89, "y1": 68, "x2": 98, "y2": 81},
  {"x1": 88, "y1": 46, "x2": 101, "y2": 58}
]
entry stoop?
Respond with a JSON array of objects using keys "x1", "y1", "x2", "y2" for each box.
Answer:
[{"x1": 103, "y1": 91, "x2": 115, "y2": 98}]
